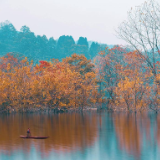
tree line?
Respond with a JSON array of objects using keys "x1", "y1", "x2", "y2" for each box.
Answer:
[
  {"x1": 0, "y1": 44, "x2": 159, "y2": 113},
  {"x1": 0, "y1": 21, "x2": 108, "y2": 63},
  {"x1": 0, "y1": 53, "x2": 102, "y2": 112}
]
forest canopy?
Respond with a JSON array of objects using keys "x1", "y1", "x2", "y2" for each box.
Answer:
[{"x1": 0, "y1": 21, "x2": 110, "y2": 63}]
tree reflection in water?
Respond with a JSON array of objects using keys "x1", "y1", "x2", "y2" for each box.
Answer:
[
  {"x1": 0, "y1": 113, "x2": 98, "y2": 155},
  {"x1": 114, "y1": 113, "x2": 141, "y2": 158},
  {"x1": 113, "y1": 112, "x2": 159, "y2": 159},
  {"x1": 1, "y1": 112, "x2": 160, "y2": 160}
]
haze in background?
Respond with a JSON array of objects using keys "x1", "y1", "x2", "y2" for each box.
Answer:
[{"x1": 0, "y1": 0, "x2": 149, "y2": 45}]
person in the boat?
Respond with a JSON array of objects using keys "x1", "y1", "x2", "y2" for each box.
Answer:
[{"x1": 27, "y1": 128, "x2": 31, "y2": 137}]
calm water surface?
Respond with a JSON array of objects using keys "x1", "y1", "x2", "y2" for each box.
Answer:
[{"x1": 0, "y1": 112, "x2": 160, "y2": 160}]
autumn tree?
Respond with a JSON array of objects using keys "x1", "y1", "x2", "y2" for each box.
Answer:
[
  {"x1": 94, "y1": 46, "x2": 128, "y2": 105},
  {"x1": 34, "y1": 56, "x2": 98, "y2": 109},
  {"x1": 117, "y1": 0, "x2": 160, "y2": 111},
  {"x1": 63, "y1": 53, "x2": 95, "y2": 75},
  {"x1": 63, "y1": 54, "x2": 98, "y2": 108},
  {"x1": 117, "y1": 0, "x2": 160, "y2": 78}
]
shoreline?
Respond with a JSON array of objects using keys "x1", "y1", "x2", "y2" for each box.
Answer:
[
  {"x1": 0, "y1": 106, "x2": 104, "y2": 114},
  {"x1": 0, "y1": 106, "x2": 158, "y2": 114},
  {"x1": 0, "y1": 103, "x2": 158, "y2": 114}
]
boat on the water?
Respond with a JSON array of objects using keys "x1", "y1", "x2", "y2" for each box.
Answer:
[{"x1": 20, "y1": 135, "x2": 49, "y2": 139}]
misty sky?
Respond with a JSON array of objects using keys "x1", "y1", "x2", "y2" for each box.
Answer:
[{"x1": 0, "y1": 0, "x2": 148, "y2": 45}]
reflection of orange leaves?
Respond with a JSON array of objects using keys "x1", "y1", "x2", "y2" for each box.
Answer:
[
  {"x1": 114, "y1": 114, "x2": 141, "y2": 158},
  {"x1": 0, "y1": 114, "x2": 98, "y2": 154},
  {"x1": 156, "y1": 116, "x2": 160, "y2": 147}
]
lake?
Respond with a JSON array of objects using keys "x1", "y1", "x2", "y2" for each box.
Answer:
[{"x1": 0, "y1": 112, "x2": 160, "y2": 160}]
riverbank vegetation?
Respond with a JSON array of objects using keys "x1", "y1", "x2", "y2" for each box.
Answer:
[
  {"x1": 0, "y1": 44, "x2": 159, "y2": 113},
  {"x1": 0, "y1": 0, "x2": 160, "y2": 113},
  {"x1": 0, "y1": 53, "x2": 103, "y2": 112}
]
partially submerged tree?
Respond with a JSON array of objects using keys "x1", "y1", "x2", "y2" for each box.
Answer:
[{"x1": 117, "y1": 0, "x2": 160, "y2": 111}]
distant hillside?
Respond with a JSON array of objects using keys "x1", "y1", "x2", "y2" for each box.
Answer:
[{"x1": 0, "y1": 21, "x2": 113, "y2": 63}]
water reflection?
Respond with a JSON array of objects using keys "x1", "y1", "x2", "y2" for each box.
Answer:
[
  {"x1": 114, "y1": 113, "x2": 141, "y2": 159},
  {"x1": 0, "y1": 113, "x2": 98, "y2": 155},
  {"x1": 0, "y1": 112, "x2": 160, "y2": 160},
  {"x1": 112, "y1": 112, "x2": 160, "y2": 160}
]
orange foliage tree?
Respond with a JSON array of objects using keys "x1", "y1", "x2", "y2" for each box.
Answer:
[
  {"x1": 114, "y1": 51, "x2": 151, "y2": 111},
  {"x1": 95, "y1": 46, "x2": 155, "y2": 112},
  {"x1": 0, "y1": 53, "x2": 99, "y2": 111}
]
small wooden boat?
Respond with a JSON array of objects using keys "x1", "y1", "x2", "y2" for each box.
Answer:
[{"x1": 20, "y1": 135, "x2": 49, "y2": 139}]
